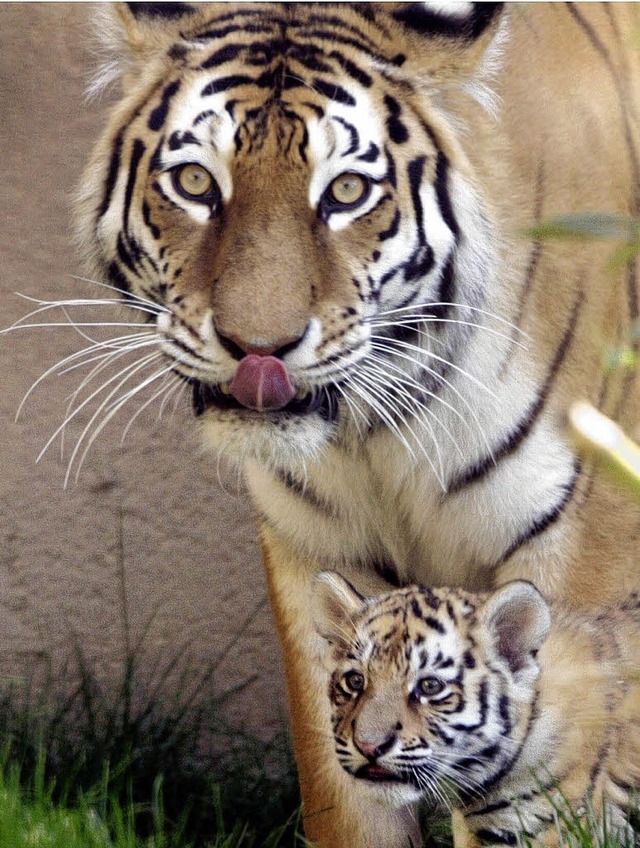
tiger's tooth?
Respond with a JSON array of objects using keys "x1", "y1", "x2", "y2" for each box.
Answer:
[
  {"x1": 295, "y1": 388, "x2": 307, "y2": 400},
  {"x1": 219, "y1": 382, "x2": 231, "y2": 395}
]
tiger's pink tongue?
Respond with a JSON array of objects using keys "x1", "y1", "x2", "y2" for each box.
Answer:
[{"x1": 229, "y1": 355, "x2": 297, "y2": 411}]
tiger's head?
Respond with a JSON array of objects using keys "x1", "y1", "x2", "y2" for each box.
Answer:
[
  {"x1": 77, "y1": 2, "x2": 505, "y2": 469},
  {"x1": 312, "y1": 571, "x2": 550, "y2": 807}
]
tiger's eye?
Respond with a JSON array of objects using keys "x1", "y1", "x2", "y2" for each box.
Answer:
[
  {"x1": 342, "y1": 670, "x2": 365, "y2": 693},
  {"x1": 175, "y1": 164, "x2": 214, "y2": 198},
  {"x1": 330, "y1": 173, "x2": 368, "y2": 206},
  {"x1": 417, "y1": 676, "x2": 444, "y2": 698}
]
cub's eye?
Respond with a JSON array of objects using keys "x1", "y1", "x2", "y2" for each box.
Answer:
[
  {"x1": 172, "y1": 164, "x2": 217, "y2": 202},
  {"x1": 416, "y1": 677, "x2": 445, "y2": 698},
  {"x1": 321, "y1": 173, "x2": 371, "y2": 215},
  {"x1": 342, "y1": 670, "x2": 365, "y2": 693}
]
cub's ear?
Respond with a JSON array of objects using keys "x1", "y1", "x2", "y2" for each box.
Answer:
[
  {"x1": 481, "y1": 581, "x2": 551, "y2": 674},
  {"x1": 374, "y1": 2, "x2": 505, "y2": 87},
  {"x1": 312, "y1": 571, "x2": 366, "y2": 647}
]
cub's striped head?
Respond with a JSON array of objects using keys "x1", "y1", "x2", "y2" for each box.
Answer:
[
  {"x1": 77, "y1": 2, "x2": 505, "y2": 468},
  {"x1": 312, "y1": 572, "x2": 550, "y2": 806}
]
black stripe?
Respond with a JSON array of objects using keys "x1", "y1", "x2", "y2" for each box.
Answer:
[
  {"x1": 200, "y1": 43, "x2": 250, "y2": 69},
  {"x1": 192, "y1": 23, "x2": 275, "y2": 41},
  {"x1": 201, "y1": 74, "x2": 254, "y2": 96},
  {"x1": 193, "y1": 109, "x2": 215, "y2": 126},
  {"x1": 357, "y1": 142, "x2": 380, "y2": 163},
  {"x1": 328, "y1": 50, "x2": 372, "y2": 88},
  {"x1": 407, "y1": 156, "x2": 427, "y2": 235},
  {"x1": 465, "y1": 799, "x2": 511, "y2": 818},
  {"x1": 434, "y1": 152, "x2": 460, "y2": 241},
  {"x1": 116, "y1": 232, "x2": 137, "y2": 274},
  {"x1": 98, "y1": 129, "x2": 124, "y2": 219},
  {"x1": 123, "y1": 138, "x2": 146, "y2": 231},
  {"x1": 451, "y1": 679, "x2": 488, "y2": 732},
  {"x1": 392, "y1": 4, "x2": 503, "y2": 41},
  {"x1": 333, "y1": 116, "x2": 359, "y2": 156},
  {"x1": 311, "y1": 78, "x2": 356, "y2": 106},
  {"x1": 274, "y1": 469, "x2": 338, "y2": 518},
  {"x1": 296, "y1": 28, "x2": 383, "y2": 60},
  {"x1": 378, "y1": 208, "x2": 400, "y2": 241},
  {"x1": 148, "y1": 80, "x2": 181, "y2": 131},
  {"x1": 474, "y1": 827, "x2": 517, "y2": 846},
  {"x1": 384, "y1": 95, "x2": 409, "y2": 145},
  {"x1": 447, "y1": 292, "x2": 584, "y2": 493},
  {"x1": 302, "y1": 13, "x2": 382, "y2": 50},
  {"x1": 497, "y1": 461, "x2": 581, "y2": 565},
  {"x1": 107, "y1": 260, "x2": 131, "y2": 294},
  {"x1": 142, "y1": 201, "x2": 160, "y2": 239}
]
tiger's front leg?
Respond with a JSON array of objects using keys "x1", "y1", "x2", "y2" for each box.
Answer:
[{"x1": 259, "y1": 523, "x2": 422, "y2": 848}]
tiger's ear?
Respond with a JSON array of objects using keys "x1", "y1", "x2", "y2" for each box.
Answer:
[
  {"x1": 88, "y1": 2, "x2": 201, "y2": 97},
  {"x1": 481, "y1": 581, "x2": 551, "y2": 675},
  {"x1": 376, "y1": 2, "x2": 505, "y2": 86},
  {"x1": 312, "y1": 571, "x2": 366, "y2": 647}
]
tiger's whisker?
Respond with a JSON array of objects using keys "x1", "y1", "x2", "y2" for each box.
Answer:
[
  {"x1": 349, "y1": 372, "x2": 446, "y2": 486},
  {"x1": 36, "y1": 351, "x2": 162, "y2": 469},
  {"x1": 117, "y1": 367, "x2": 180, "y2": 442},
  {"x1": 366, "y1": 354, "x2": 470, "y2": 458},
  {"x1": 361, "y1": 365, "x2": 446, "y2": 479},
  {"x1": 369, "y1": 316, "x2": 528, "y2": 349},
  {"x1": 371, "y1": 336, "x2": 497, "y2": 399},
  {"x1": 71, "y1": 361, "x2": 175, "y2": 485},
  {"x1": 67, "y1": 274, "x2": 169, "y2": 312},
  {"x1": 369, "y1": 341, "x2": 493, "y2": 460},
  {"x1": 344, "y1": 374, "x2": 418, "y2": 463},
  {"x1": 376, "y1": 301, "x2": 531, "y2": 339}
]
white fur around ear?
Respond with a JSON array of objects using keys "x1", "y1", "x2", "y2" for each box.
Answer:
[
  {"x1": 86, "y1": 3, "x2": 198, "y2": 100},
  {"x1": 482, "y1": 581, "x2": 551, "y2": 674},
  {"x1": 311, "y1": 571, "x2": 366, "y2": 647}
]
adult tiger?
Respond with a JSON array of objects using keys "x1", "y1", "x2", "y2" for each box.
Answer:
[{"x1": 76, "y1": 3, "x2": 640, "y2": 846}]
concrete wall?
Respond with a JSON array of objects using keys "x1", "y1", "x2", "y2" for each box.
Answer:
[{"x1": 0, "y1": 3, "x2": 286, "y2": 736}]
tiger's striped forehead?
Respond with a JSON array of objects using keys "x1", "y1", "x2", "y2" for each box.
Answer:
[{"x1": 126, "y1": 7, "x2": 425, "y2": 207}]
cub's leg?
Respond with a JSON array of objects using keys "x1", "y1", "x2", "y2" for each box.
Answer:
[{"x1": 260, "y1": 524, "x2": 422, "y2": 848}]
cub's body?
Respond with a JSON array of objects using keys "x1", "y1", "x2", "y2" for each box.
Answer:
[{"x1": 314, "y1": 572, "x2": 640, "y2": 847}]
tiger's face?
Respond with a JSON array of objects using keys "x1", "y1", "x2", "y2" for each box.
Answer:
[
  {"x1": 78, "y1": 3, "x2": 503, "y2": 468},
  {"x1": 312, "y1": 572, "x2": 550, "y2": 807}
]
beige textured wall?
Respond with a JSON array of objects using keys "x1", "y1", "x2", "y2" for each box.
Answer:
[{"x1": 0, "y1": 3, "x2": 286, "y2": 735}]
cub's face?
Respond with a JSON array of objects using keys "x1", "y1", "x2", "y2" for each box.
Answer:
[
  {"x1": 78, "y1": 3, "x2": 501, "y2": 468},
  {"x1": 312, "y1": 574, "x2": 550, "y2": 807}
]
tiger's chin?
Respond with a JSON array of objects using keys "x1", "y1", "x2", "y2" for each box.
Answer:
[
  {"x1": 192, "y1": 376, "x2": 341, "y2": 469},
  {"x1": 198, "y1": 405, "x2": 336, "y2": 471}
]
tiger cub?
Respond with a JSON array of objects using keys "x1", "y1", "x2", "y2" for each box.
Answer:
[{"x1": 312, "y1": 571, "x2": 640, "y2": 847}]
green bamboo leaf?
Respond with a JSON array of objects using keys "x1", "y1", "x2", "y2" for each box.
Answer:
[{"x1": 525, "y1": 213, "x2": 640, "y2": 243}]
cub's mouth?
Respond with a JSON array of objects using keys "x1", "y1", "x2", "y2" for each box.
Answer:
[
  {"x1": 354, "y1": 764, "x2": 408, "y2": 784},
  {"x1": 190, "y1": 379, "x2": 341, "y2": 422}
]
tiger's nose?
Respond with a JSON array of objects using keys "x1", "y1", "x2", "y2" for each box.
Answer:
[
  {"x1": 217, "y1": 325, "x2": 309, "y2": 360},
  {"x1": 354, "y1": 732, "x2": 397, "y2": 760}
]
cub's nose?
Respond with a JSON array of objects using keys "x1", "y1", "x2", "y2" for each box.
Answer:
[{"x1": 353, "y1": 732, "x2": 397, "y2": 761}]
